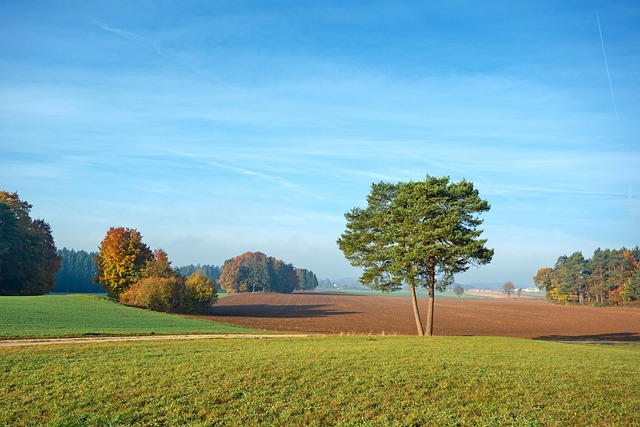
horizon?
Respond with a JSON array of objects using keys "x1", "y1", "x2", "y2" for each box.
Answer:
[{"x1": 2, "y1": 1, "x2": 639, "y2": 288}]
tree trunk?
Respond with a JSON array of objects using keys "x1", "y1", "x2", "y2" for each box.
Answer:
[
  {"x1": 425, "y1": 257, "x2": 436, "y2": 336},
  {"x1": 409, "y1": 281, "x2": 424, "y2": 336},
  {"x1": 425, "y1": 289, "x2": 435, "y2": 336}
]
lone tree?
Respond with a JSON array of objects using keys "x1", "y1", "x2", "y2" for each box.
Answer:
[
  {"x1": 502, "y1": 281, "x2": 515, "y2": 297},
  {"x1": 338, "y1": 176, "x2": 493, "y2": 336},
  {"x1": 452, "y1": 285, "x2": 465, "y2": 298}
]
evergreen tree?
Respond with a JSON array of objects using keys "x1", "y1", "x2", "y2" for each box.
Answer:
[
  {"x1": 295, "y1": 268, "x2": 319, "y2": 291},
  {"x1": 338, "y1": 176, "x2": 493, "y2": 336}
]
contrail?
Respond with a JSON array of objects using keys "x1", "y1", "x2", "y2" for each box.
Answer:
[
  {"x1": 597, "y1": 15, "x2": 635, "y2": 224},
  {"x1": 597, "y1": 13, "x2": 618, "y2": 116}
]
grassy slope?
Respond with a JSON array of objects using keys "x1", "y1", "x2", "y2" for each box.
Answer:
[
  {"x1": 0, "y1": 294, "x2": 254, "y2": 338},
  {"x1": 1, "y1": 336, "x2": 639, "y2": 426}
]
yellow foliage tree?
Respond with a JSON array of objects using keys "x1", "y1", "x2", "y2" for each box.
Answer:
[
  {"x1": 184, "y1": 272, "x2": 218, "y2": 313},
  {"x1": 533, "y1": 267, "x2": 568, "y2": 303},
  {"x1": 94, "y1": 227, "x2": 153, "y2": 298}
]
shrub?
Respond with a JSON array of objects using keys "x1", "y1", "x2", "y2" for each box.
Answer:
[
  {"x1": 183, "y1": 273, "x2": 218, "y2": 314},
  {"x1": 120, "y1": 276, "x2": 183, "y2": 312},
  {"x1": 120, "y1": 273, "x2": 217, "y2": 314}
]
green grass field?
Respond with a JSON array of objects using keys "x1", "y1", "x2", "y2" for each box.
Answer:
[
  {"x1": 1, "y1": 336, "x2": 639, "y2": 426},
  {"x1": 0, "y1": 294, "x2": 254, "y2": 338}
]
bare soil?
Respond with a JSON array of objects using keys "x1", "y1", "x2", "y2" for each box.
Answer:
[{"x1": 200, "y1": 292, "x2": 640, "y2": 341}]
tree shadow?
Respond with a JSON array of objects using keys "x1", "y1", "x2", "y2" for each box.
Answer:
[
  {"x1": 211, "y1": 304, "x2": 361, "y2": 319},
  {"x1": 296, "y1": 291, "x2": 375, "y2": 297},
  {"x1": 534, "y1": 332, "x2": 640, "y2": 343}
]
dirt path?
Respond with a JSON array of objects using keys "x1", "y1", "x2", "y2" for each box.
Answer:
[{"x1": 0, "y1": 333, "x2": 325, "y2": 348}]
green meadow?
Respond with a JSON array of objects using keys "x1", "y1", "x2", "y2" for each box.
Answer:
[
  {"x1": 2, "y1": 336, "x2": 639, "y2": 426},
  {"x1": 0, "y1": 294, "x2": 254, "y2": 338}
]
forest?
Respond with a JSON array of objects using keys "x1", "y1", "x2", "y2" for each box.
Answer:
[
  {"x1": 534, "y1": 247, "x2": 640, "y2": 305},
  {"x1": 54, "y1": 247, "x2": 319, "y2": 296},
  {"x1": 53, "y1": 248, "x2": 100, "y2": 293}
]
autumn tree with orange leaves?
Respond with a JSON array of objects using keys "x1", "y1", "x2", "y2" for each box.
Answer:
[
  {"x1": 94, "y1": 227, "x2": 153, "y2": 298},
  {"x1": 143, "y1": 248, "x2": 178, "y2": 279}
]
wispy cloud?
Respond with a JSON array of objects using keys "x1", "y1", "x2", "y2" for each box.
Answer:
[
  {"x1": 204, "y1": 160, "x2": 303, "y2": 193},
  {"x1": 94, "y1": 20, "x2": 162, "y2": 55}
]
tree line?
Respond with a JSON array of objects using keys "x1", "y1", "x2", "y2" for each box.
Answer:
[
  {"x1": 533, "y1": 247, "x2": 640, "y2": 305},
  {"x1": 53, "y1": 249, "x2": 320, "y2": 295},
  {"x1": 176, "y1": 264, "x2": 221, "y2": 286},
  {"x1": 53, "y1": 248, "x2": 224, "y2": 294},
  {"x1": 219, "y1": 251, "x2": 318, "y2": 294},
  {"x1": 94, "y1": 229, "x2": 319, "y2": 312}
]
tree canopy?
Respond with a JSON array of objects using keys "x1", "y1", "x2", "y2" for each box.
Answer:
[
  {"x1": 452, "y1": 285, "x2": 465, "y2": 298},
  {"x1": 502, "y1": 281, "x2": 515, "y2": 297},
  {"x1": 0, "y1": 191, "x2": 61, "y2": 295},
  {"x1": 337, "y1": 176, "x2": 493, "y2": 336}
]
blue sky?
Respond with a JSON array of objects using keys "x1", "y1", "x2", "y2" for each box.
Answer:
[{"x1": 1, "y1": 1, "x2": 639, "y2": 287}]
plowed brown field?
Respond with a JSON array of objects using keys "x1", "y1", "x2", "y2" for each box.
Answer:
[{"x1": 202, "y1": 292, "x2": 640, "y2": 341}]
